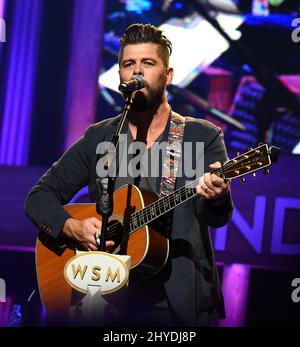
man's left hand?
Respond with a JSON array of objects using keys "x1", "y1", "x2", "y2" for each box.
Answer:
[{"x1": 196, "y1": 162, "x2": 230, "y2": 200}]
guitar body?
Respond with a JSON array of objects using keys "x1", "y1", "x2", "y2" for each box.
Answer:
[
  {"x1": 36, "y1": 184, "x2": 169, "y2": 318},
  {"x1": 35, "y1": 143, "x2": 279, "y2": 319}
]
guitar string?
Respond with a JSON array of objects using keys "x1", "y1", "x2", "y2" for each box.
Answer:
[
  {"x1": 104, "y1": 169, "x2": 217, "y2": 238},
  {"x1": 105, "y1": 159, "x2": 261, "y2": 239},
  {"x1": 127, "y1": 162, "x2": 243, "y2": 230},
  {"x1": 102, "y1": 148, "x2": 266, "y2": 238},
  {"x1": 134, "y1": 146, "x2": 267, "y2": 225},
  {"x1": 104, "y1": 148, "x2": 266, "y2": 238},
  {"x1": 105, "y1": 180, "x2": 224, "y2": 239},
  {"x1": 103, "y1": 179, "x2": 201, "y2": 239}
]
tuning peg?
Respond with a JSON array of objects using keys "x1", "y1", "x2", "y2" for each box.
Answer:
[
  {"x1": 237, "y1": 152, "x2": 240, "y2": 156},
  {"x1": 263, "y1": 168, "x2": 270, "y2": 175},
  {"x1": 248, "y1": 147, "x2": 253, "y2": 151},
  {"x1": 253, "y1": 172, "x2": 256, "y2": 180},
  {"x1": 241, "y1": 176, "x2": 246, "y2": 184}
]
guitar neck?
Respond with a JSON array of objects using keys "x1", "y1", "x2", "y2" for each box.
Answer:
[
  {"x1": 129, "y1": 170, "x2": 219, "y2": 232},
  {"x1": 128, "y1": 143, "x2": 279, "y2": 232}
]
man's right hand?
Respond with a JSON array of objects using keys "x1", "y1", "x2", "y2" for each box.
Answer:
[{"x1": 62, "y1": 217, "x2": 115, "y2": 251}]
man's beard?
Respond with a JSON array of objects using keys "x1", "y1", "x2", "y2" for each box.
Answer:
[{"x1": 131, "y1": 79, "x2": 166, "y2": 113}]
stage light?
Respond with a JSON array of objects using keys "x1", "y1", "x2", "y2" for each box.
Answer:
[
  {"x1": 160, "y1": 14, "x2": 242, "y2": 86},
  {"x1": 122, "y1": 0, "x2": 152, "y2": 14},
  {"x1": 208, "y1": 0, "x2": 241, "y2": 14},
  {"x1": 174, "y1": 2, "x2": 183, "y2": 10},
  {"x1": 292, "y1": 141, "x2": 300, "y2": 154},
  {"x1": 269, "y1": 0, "x2": 285, "y2": 6},
  {"x1": 252, "y1": 0, "x2": 269, "y2": 16}
]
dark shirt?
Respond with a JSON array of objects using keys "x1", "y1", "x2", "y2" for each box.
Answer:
[{"x1": 114, "y1": 125, "x2": 164, "y2": 194}]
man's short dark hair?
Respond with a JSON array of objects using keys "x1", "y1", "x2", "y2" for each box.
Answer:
[{"x1": 118, "y1": 23, "x2": 172, "y2": 67}]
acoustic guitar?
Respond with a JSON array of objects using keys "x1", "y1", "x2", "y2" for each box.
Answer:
[{"x1": 35, "y1": 144, "x2": 279, "y2": 317}]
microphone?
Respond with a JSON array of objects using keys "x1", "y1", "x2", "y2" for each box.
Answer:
[
  {"x1": 167, "y1": 84, "x2": 246, "y2": 131},
  {"x1": 118, "y1": 75, "x2": 145, "y2": 94}
]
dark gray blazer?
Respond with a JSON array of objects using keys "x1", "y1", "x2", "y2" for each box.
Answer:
[{"x1": 24, "y1": 114, "x2": 233, "y2": 326}]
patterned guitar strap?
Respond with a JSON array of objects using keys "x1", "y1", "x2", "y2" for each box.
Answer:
[{"x1": 159, "y1": 112, "x2": 186, "y2": 197}]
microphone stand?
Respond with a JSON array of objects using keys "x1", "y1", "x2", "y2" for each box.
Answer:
[{"x1": 96, "y1": 94, "x2": 133, "y2": 251}]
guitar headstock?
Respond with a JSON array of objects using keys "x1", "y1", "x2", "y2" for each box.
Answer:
[{"x1": 222, "y1": 144, "x2": 280, "y2": 180}]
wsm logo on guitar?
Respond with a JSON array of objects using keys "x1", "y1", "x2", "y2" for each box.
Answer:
[
  {"x1": 0, "y1": 277, "x2": 6, "y2": 302},
  {"x1": 64, "y1": 252, "x2": 129, "y2": 295}
]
